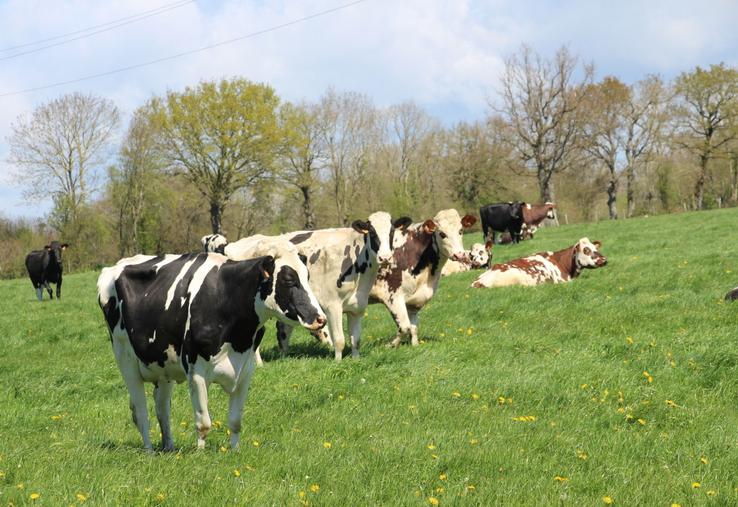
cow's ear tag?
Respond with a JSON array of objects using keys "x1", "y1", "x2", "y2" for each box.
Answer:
[
  {"x1": 260, "y1": 256, "x2": 275, "y2": 280},
  {"x1": 422, "y1": 219, "x2": 437, "y2": 234},
  {"x1": 461, "y1": 214, "x2": 477, "y2": 228}
]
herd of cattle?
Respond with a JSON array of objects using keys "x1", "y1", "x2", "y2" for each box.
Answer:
[{"x1": 25, "y1": 201, "x2": 612, "y2": 451}]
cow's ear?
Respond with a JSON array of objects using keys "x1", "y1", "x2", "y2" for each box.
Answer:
[
  {"x1": 393, "y1": 216, "x2": 413, "y2": 230},
  {"x1": 593, "y1": 240, "x2": 602, "y2": 248},
  {"x1": 61, "y1": 243, "x2": 69, "y2": 250},
  {"x1": 422, "y1": 219, "x2": 437, "y2": 234},
  {"x1": 461, "y1": 214, "x2": 477, "y2": 228},
  {"x1": 352, "y1": 220, "x2": 370, "y2": 235},
  {"x1": 259, "y1": 255, "x2": 275, "y2": 280},
  {"x1": 44, "y1": 245, "x2": 51, "y2": 250}
]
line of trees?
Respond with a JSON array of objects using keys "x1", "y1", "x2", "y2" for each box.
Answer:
[{"x1": 3, "y1": 46, "x2": 738, "y2": 279}]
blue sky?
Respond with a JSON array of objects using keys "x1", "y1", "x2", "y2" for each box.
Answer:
[{"x1": 1, "y1": 0, "x2": 737, "y2": 219}]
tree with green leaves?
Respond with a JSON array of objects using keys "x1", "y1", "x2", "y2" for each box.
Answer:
[
  {"x1": 674, "y1": 64, "x2": 738, "y2": 210},
  {"x1": 153, "y1": 78, "x2": 281, "y2": 234}
]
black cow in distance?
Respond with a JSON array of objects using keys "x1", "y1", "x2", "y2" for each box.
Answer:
[{"x1": 25, "y1": 241, "x2": 69, "y2": 301}]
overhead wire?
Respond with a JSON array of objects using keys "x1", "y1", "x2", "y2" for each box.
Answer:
[
  {"x1": 0, "y1": 0, "x2": 194, "y2": 53},
  {"x1": 0, "y1": 0, "x2": 368, "y2": 98},
  {"x1": 0, "y1": 0, "x2": 195, "y2": 61}
]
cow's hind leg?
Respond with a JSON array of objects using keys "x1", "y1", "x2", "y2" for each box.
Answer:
[
  {"x1": 227, "y1": 350, "x2": 257, "y2": 449},
  {"x1": 121, "y1": 368, "x2": 152, "y2": 450},
  {"x1": 324, "y1": 305, "x2": 346, "y2": 361},
  {"x1": 154, "y1": 380, "x2": 175, "y2": 451},
  {"x1": 35, "y1": 286, "x2": 43, "y2": 301},
  {"x1": 56, "y1": 279, "x2": 62, "y2": 299},
  {"x1": 408, "y1": 307, "x2": 421, "y2": 346},
  {"x1": 188, "y1": 362, "x2": 212, "y2": 450}
]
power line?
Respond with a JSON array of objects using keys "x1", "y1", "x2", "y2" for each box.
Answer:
[
  {"x1": 0, "y1": 0, "x2": 368, "y2": 98},
  {"x1": 0, "y1": 0, "x2": 194, "y2": 53}
]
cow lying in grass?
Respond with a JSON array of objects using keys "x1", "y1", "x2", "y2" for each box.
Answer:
[
  {"x1": 471, "y1": 238, "x2": 606, "y2": 288},
  {"x1": 441, "y1": 243, "x2": 489, "y2": 276}
]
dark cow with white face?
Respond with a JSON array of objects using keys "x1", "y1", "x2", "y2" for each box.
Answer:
[
  {"x1": 472, "y1": 238, "x2": 606, "y2": 288},
  {"x1": 97, "y1": 250, "x2": 325, "y2": 451},
  {"x1": 201, "y1": 234, "x2": 228, "y2": 254},
  {"x1": 25, "y1": 241, "x2": 69, "y2": 301},
  {"x1": 267, "y1": 211, "x2": 407, "y2": 361},
  {"x1": 370, "y1": 209, "x2": 477, "y2": 347}
]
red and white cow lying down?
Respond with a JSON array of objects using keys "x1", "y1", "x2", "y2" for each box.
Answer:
[
  {"x1": 441, "y1": 243, "x2": 489, "y2": 276},
  {"x1": 471, "y1": 238, "x2": 606, "y2": 288},
  {"x1": 370, "y1": 209, "x2": 477, "y2": 347}
]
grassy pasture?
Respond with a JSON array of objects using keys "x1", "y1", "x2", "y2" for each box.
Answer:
[{"x1": 1, "y1": 208, "x2": 738, "y2": 506}]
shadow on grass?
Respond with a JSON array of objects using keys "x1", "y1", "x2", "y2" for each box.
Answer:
[{"x1": 258, "y1": 340, "x2": 331, "y2": 362}]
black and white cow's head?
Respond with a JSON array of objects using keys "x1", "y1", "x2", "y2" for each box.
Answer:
[
  {"x1": 468, "y1": 243, "x2": 489, "y2": 268},
  {"x1": 45, "y1": 241, "x2": 68, "y2": 267},
  {"x1": 352, "y1": 211, "x2": 412, "y2": 267},
  {"x1": 574, "y1": 238, "x2": 607, "y2": 269},
  {"x1": 202, "y1": 234, "x2": 228, "y2": 254},
  {"x1": 257, "y1": 251, "x2": 326, "y2": 331},
  {"x1": 422, "y1": 209, "x2": 477, "y2": 263}
]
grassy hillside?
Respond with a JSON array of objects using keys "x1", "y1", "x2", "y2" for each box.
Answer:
[{"x1": 1, "y1": 209, "x2": 737, "y2": 506}]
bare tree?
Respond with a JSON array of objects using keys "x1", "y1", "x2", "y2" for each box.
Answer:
[
  {"x1": 278, "y1": 102, "x2": 324, "y2": 229},
  {"x1": 318, "y1": 89, "x2": 378, "y2": 225},
  {"x1": 674, "y1": 64, "x2": 738, "y2": 210},
  {"x1": 496, "y1": 45, "x2": 593, "y2": 203},
  {"x1": 7, "y1": 92, "x2": 119, "y2": 229}
]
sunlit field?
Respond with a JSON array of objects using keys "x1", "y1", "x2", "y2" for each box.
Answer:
[{"x1": 1, "y1": 208, "x2": 738, "y2": 506}]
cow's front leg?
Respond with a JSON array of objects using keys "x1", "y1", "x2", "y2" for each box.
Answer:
[
  {"x1": 347, "y1": 312, "x2": 363, "y2": 358},
  {"x1": 35, "y1": 286, "x2": 43, "y2": 301},
  {"x1": 55, "y1": 279, "x2": 62, "y2": 299},
  {"x1": 188, "y1": 368, "x2": 212, "y2": 450},
  {"x1": 324, "y1": 305, "x2": 346, "y2": 361},
  {"x1": 154, "y1": 380, "x2": 175, "y2": 451},
  {"x1": 386, "y1": 298, "x2": 412, "y2": 347},
  {"x1": 43, "y1": 281, "x2": 53, "y2": 299},
  {"x1": 227, "y1": 350, "x2": 257, "y2": 449}
]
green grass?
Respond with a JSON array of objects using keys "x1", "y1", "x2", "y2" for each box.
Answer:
[{"x1": 2, "y1": 209, "x2": 738, "y2": 506}]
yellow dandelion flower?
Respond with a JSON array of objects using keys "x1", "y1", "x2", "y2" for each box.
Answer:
[
  {"x1": 554, "y1": 476, "x2": 568, "y2": 482},
  {"x1": 707, "y1": 490, "x2": 716, "y2": 497},
  {"x1": 439, "y1": 332, "x2": 445, "y2": 337},
  {"x1": 626, "y1": 336, "x2": 634, "y2": 345},
  {"x1": 212, "y1": 420, "x2": 222, "y2": 429},
  {"x1": 435, "y1": 486, "x2": 445, "y2": 493},
  {"x1": 427, "y1": 443, "x2": 436, "y2": 450},
  {"x1": 219, "y1": 446, "x2": 228, "y2": 453},
  {"x1": 498, "y1": 396, "x2": 506, "y2": 405},
  {"x1": 471, "y1": 393, "x2": 480, "y2": 400},
  {"x1": 431, "y1": 454, "x2": 439, "y2": 459},
  {"x1": 76, "y1": 493, "x2": 88, "y2": 502},
  {"x1": 643, "y1": 371, "x2": 653, "y2": 383},
  {"x1": 415, "y1": 490, "x2": 422, "y2": 497},
  {"x1": 29, "y1": 493, "x2": 40, "y2": 501},
  {"x1": 439, "y1": 473, "x2": 447, "y2": 481},
  {"x1": 671, "y1": 504, "x2": 681, "y2": 507},
  {"x1": 602, "y1": 496, "x2": 613, "y2": 504},
  {"x1": 233, "y1": 469, "x2": 241, "y2": 477},
  {"x1": 577, "y1": 449, "x2": 588, "y2": 460},
  {"x1": 665, "y1": 400, "x2": 678, "y2": 408},
  {"x1": 427, "y1": 497, "x2": 440, "y2": 506},
  {"x1": 245, "y1": 465, "x2": 255, "y2": 472},
  {"x1": 0, "y1": 471, "x2": 4, "y2": 478},
  {"x1": 637, "y1": 418, "x2": 646, "y2": 425},
  {"x1": 466, "y1": 484, "x2": 476, "y2": 492},
  {"x1": 323, "y1": 441, "x2": 332, "y2": 449},
  {"x1": 251, "y1": 440, "x2": 260, "y2": 447},
  {"x1": 50, "y1": 415, "x2": 63, "y2": 421},
  {"x1": 691, "y1": 482, "x2": 700, "y2": 489},
  {"x1": 309, "y1": 484, "x2": 320, "y2": 493},
  {"x1": 469, "y1": 438, "x2": 479, "y2": 445},
  {"x1": 512, "y1": 415, "x2": 537, "y2": 422},
  {"x1": 298, "y1": 491, "x2": 306, "y2": 499},
  {"x1": 466, "y1": 328, "x2": 473, "y2": 335},
  {"x1": 451, "y1": 391, "x2": 461, "y2": 398},
  {"x1": 17, "y1": 483, "x2": 24, "y2": 490},
  {"x1": 700, "y1": 457, "x2": 708, "y2": 464},
  {"x1": 155, "y1": 493, "x2": 166, "y2": 502}
]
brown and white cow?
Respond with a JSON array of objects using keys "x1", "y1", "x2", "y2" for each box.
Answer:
[
  {"x1": 370, "y1": 209, "x2": 477, "y2": 347},
  {"x1": 471, "y1": 238, "x2": 606, "y2": 288},
  {"x1": 522, "y1": 202, "x2": 556, "y2": 231},
  {"x1": 441, "y1": 243, "x2": 489, "y2": 276}
]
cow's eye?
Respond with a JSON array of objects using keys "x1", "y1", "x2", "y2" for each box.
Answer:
[
  {"x1": 583, "y1": 247, "x2": 591, "y2": 255},
  {"x1": 459, "y1": 229, "x2": 463, "y2": 235},
  {"x1": 439, "y1": 232, "x2": 448, "y2": 239}
]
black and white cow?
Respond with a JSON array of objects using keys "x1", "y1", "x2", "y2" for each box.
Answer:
[
  {"x1": 97, "y1": 250, "x2": 325, "y2": 451},
  {"x1": 201, "y1": 234, "x2": 228, "y2": 254},
  {"x1": 370, "y1": 209, "x2": 477, "y2": 347},
  {"x1": 480, "y1": 202, "x2": 556, "y2": 245},
  {"x1": 25, "y1": 241, "x2": 69, "y2": 301}
]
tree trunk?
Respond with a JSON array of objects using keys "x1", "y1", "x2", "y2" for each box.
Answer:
[
  {"x1": 694, "y1": 155, "x2": 708, "y2": 210},
  {"x1": 300, "y1": 186, "x2": 315, "y2": 230},
  {"x1": 607, "y1": 178, "x2": 618, "y2": 219},
  {"x1": 731, "y1": 155, "x2": 738, "y2": 204},
  {"x1": 626, "y1": 165, "x2": 636, "y2": 218},
  {"x1": 210, "y1": 202, "x2": 224, "y2": 234}
]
